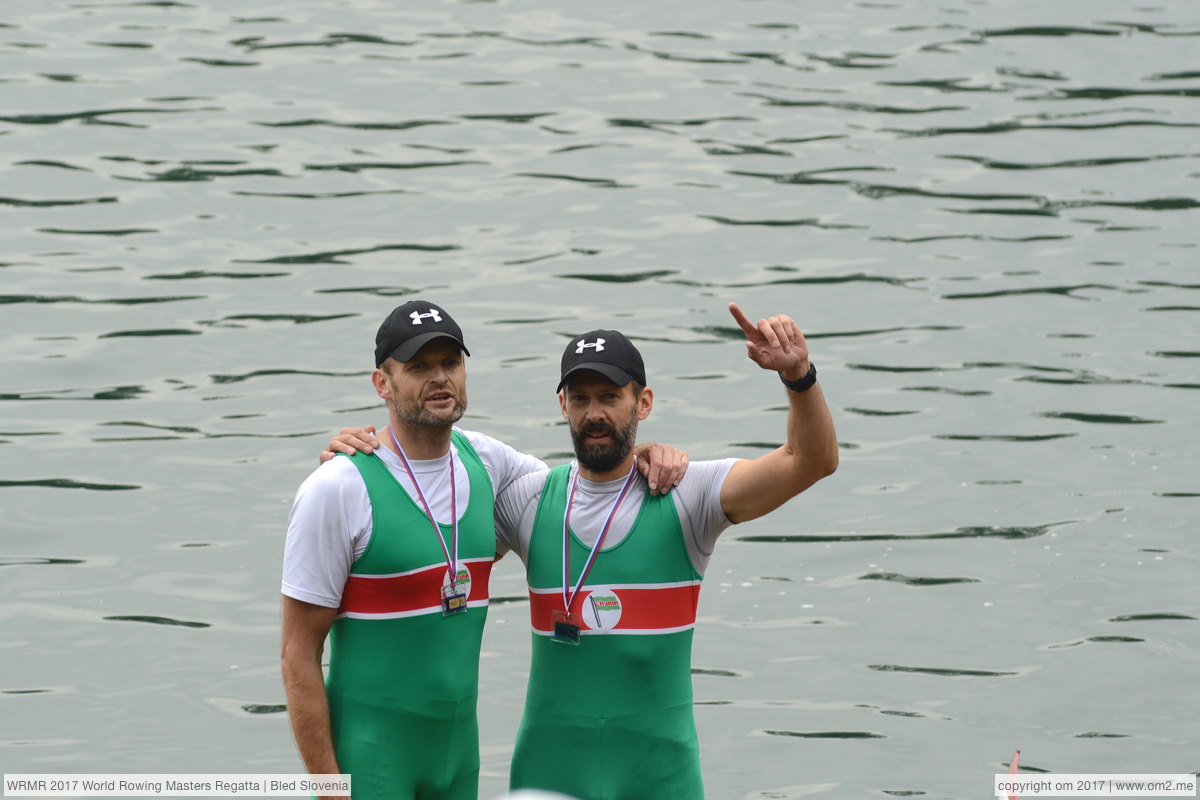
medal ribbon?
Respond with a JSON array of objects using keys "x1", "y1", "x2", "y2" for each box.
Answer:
[
  {"x1": 388, "y1": 427, "x2": 459, "y2": 589},
  {"x1": 561, "y1": 457, "x2": 638, "y2": 614}
]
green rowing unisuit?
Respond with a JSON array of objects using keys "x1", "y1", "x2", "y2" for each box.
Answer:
[
  {"x1": 328, "y1": 432, "x2": 494, "y2": 800},
  {"x1": 511, "y1": 464, "x2": 706, "y2": 800}
]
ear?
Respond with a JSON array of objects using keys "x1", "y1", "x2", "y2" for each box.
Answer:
[
  {"x1": 371, "y1": 367, "x2": 390, "y2": 400},
  {"x1": 558, "y1": 391, "x2": 568, "y2": 421},
  {"x1": 636, "y1": 386, "x2": 653, "y2": 421}
]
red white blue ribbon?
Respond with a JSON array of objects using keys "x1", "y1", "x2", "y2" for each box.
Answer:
[
  {"x1": 561, "y1": 457, "x2": 638, "y2": 614},
  {"x1": 388, "y1": 427, "x2": 459, "y2": 589}
]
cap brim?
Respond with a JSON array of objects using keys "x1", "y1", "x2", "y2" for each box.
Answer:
[
  {"x1": 556, "y1": 364, "x2": 634, "y2": 393},
  {"x1": 383, "y1": 332, "x2": 469, "y2": 365}
]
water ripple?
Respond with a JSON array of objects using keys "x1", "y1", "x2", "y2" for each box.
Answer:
[
  {"x1": 123, "y1": 165, "x2": 291, "y2": 182},
  {"x1": 740, "y1": 92, "x2": 967, "y2": 115},
  {"x1": 883, "y1": 119, "x2": 1200, "y2": 139},
  {"x1": 0, "y1": 195, "x2": 116, "y2": 207},
  {"x1": 1038, "y1": 412, "x2": 1163, "y2": 425},
  {"x1": 230, "y1": 189, "x2": 411, "y2": 200},
  {"x1": 941, "y1": 284, "x2": 1123, "y2": 300},
  {"x1": 94, "y1": 422, "x2": 322, "y2": 441},
  {"x1": 942, "y1": 153, "x2": 1199, "y2": 171},
  {"x1": 0, "y1": 386, "x2": 149, "y2": 402},
  {"x1": 0, "y1": 558, "x2": 85, "y2": 567},
  {"x1": 1, "y1": 106, "x2": 215, "y2": 127},
  {"x1": 209, "y1": 313, "x2": 356, "y2": 326},
  {"x1": 15, "y1": 159, "x2": 91, "y2": 171},
  {"x1": 143, "y1": 270, "x2": 289, "y2": 281},
  {"x1": 765, "y1": 730, "x2": 885, "y2": 739},
  {"x1": 0, "y1": 479, "x2": 139, "y2": 491},
  {"x1": 209, "y1": 369, "x2": 364, "y2": 385},
  {"x1": 607, "y1": 116, "x2": 755, "y2": 132},
  {"x1": 867, "y1": 664, "x2": 1020, "y2": 677},
  {"x1": 103, "y1": 615, "x2": 210, "y2": 628},
  {"x1": 671, "y1": 273, "x2": 920, "y2": 290},
  {"x1": 35, "y1": 227, "x2": 157, "y2": 237},
  {"x1": 304, "y1": 159, "x2": 485, "y2": 173},
  {"x1": 98, "y1": 328, "x2": 200, "y2": 338},
  {"x1": 230, "y1": 33, "x2": 418, "y2": 52},
  {"x1": 515, "y1": 172, "x2": 632, "y2": 188},
  {"x1": 0, "y1": 294, "x2": 203, "y2": 306},
  {"x1": 976, "y1": 26, "x2": 1125, "y2": 39},
  {"x1": 738, "y1": 522, "x2": 1069, "y2": 544},
  {"x1": 256, "y1": 118, "x2": 452, "y2": 131},
  {"x1": 699, "y1": 215, "x2": 865, "y2": 230},
  {"x1": 558, "y1": 270, "x2": 676, "y2": 283},
  {"x1": 860, "y1": 573, "x2": 980, "y2": 587},
  {"x1": 236, "y1": 243, "x2": 459, "y2": 265},
  {"x1": 180, "y1": 58, "x2": 259, "y2": 68}
]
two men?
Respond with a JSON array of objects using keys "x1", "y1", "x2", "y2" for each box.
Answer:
[
  {"x1": 283, "y1": 299, "x2": 838, "y2": 799},
  {"x1": 281, "y1": 301, "x2": 684, "y2": 800}
]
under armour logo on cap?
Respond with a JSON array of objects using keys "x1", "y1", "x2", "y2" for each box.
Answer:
[
  {"x1": 557, "y1": 329, "x2": 646, "y2": 393},
  {"x1": 375, "y1": 300, "x2": 469, "y2": 366},
  {"x1": 410, "y1": 309, "x2": 444, "y2": 325}
]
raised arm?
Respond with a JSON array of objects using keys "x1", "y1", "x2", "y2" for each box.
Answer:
[{"x1": 719, "y1": 302, "x2": 838, "y2": 524}]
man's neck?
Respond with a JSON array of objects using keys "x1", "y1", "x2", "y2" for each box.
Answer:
[
  {"x1": 576, "y1": 454, "x2": 637, "y2": 484},
  {"x1": 384, "y1": 418, "x2": 453, "y2": 461}
]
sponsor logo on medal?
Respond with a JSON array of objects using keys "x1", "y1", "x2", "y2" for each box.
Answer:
[{"x1": 443, "y1": 567, "x2": 471, "y2": 598}]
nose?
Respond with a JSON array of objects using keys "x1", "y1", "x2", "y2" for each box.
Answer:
[{"x1": 584, "y1": 399, "x2": 606, "y2": 422}]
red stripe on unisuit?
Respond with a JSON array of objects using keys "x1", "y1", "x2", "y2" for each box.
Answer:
[
  {"x1": 529, "y1": 583, "x2": 700, "y2": 633},
  {"x1": 339, "y1": 557, "x2": 493, "y2": 616}
]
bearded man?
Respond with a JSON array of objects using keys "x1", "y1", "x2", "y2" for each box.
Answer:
[{"x1": 492, "y1": 303, "x2": 838, "y2": 800}]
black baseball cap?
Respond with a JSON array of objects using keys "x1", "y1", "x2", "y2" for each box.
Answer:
[
  {"x1": 374, "y1": 300, "x2": 470, "y2": 367},
  {"x1": 557, "y1": 329, "x2": 646, "y2": 392}
]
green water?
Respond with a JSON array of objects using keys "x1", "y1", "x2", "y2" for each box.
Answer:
[{"x1": 1, "y1": 0, "x2": 1196, "y2": 797}]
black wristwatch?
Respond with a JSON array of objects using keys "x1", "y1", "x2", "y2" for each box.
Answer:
[{"x1": 779, "y1": 363, "x2": 817, "y2": 393}]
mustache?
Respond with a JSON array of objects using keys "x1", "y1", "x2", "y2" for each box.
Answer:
[{"x1": 579, "y1": 422, "x2": 618, "y2": 439}]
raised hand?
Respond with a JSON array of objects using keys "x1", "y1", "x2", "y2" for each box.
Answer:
[{"x1": 728, "y1": 302, "x2": 811, "y2": 380}]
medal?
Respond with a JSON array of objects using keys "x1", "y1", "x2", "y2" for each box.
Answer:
[
  {"x1": 551, "y1": 609, "x2": 583, "y2": 645},
  {"x1": 441, "y1": 584, "x2": 468, "y2": 616},
  {"x1": 388, "y1": 428, "x2": 465, "y2": 617},
  {"x1": 556, "y1": 460, "x2": 638, "y2": 643}
]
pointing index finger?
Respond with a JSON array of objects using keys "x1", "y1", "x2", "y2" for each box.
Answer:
[{"x1": 728, "y1": 302, "x2": 760, "y2": 338}]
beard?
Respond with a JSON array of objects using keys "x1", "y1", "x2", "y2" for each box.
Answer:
[
  {"x1": 570, "y1": 412, "x2": 639, "y2": 473},
  {"x1": 392, "y1": 397, "x2": 466, "y2": 428}
]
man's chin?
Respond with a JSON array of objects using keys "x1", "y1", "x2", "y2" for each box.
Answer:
[
  {"x1": 575, "y1": 445, "x2": 629, "y2": 474},
  {"x1": 398, "y1": 405, "x2": 465, "y2": 428}
]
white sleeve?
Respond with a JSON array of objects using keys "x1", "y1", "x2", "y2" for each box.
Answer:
[
  {"x1": 459, "y1": 429, "x2": 548, "y2": 498},
  {"x1": 493, "y1": 469, "x2": 549, "y2": 565},
  {"x1": 672, "y1": 458, "x2": 738, "y2": 576},
  {"x1": 281, "y1": 457, "x2": 372, "y2": 608}
]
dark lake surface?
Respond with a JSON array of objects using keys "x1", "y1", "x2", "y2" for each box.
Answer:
[{"x1": 2, "y1": 0, "x2": 1196, "y2": 796}]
